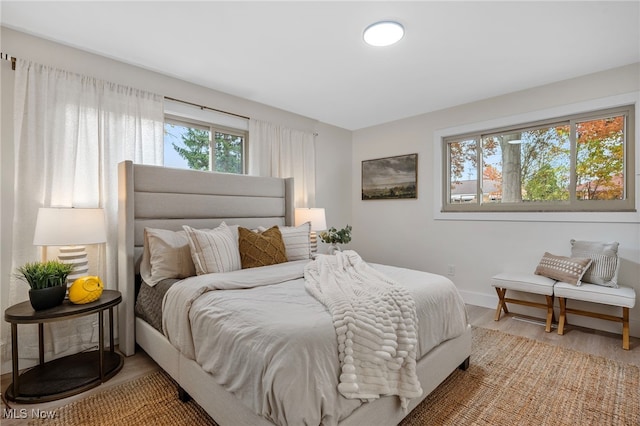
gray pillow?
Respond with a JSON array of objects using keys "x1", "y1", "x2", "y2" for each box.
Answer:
[{"x1": 570, "y1": 239, "x2": 620, "y2": 288}]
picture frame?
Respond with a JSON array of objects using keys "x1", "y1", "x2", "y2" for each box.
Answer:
[{"x1": 361, "y1": 153, "x2": 418, "y2": 200}]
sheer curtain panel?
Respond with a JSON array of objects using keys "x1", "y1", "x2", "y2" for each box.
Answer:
[
  {"x1": 7, "y1": 59, "x2": 163, "y2": 363},
  {"x1": 248, "y1": 118, "x2": 316, "y2": 207}
]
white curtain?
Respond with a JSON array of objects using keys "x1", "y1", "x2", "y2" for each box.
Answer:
[
  {"x1": 8, "y1": 59, "x2": 164, "y2": 360},
  {"x1": 248, "y1": 118, "x2": 316, "y2": 207}
]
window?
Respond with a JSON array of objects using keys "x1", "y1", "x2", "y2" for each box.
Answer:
[
  {"x1": 164, "y1": 116, "x2": 245, "y2": 174},
  {"x1": 443, "y1": 105, "x2": 634, "y2": 212}
]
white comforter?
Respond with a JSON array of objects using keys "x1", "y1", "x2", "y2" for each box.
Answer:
[{"x1": 163, "y1": 259, "x2": 468, "y2": 426}]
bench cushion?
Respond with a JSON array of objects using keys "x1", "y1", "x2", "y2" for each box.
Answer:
[
  {"x1": 554, "y1": 281, "x2": 636, "y2": 308},
  {"x1": 491, "y1": 272, "x2": 556, "y2": 296}
]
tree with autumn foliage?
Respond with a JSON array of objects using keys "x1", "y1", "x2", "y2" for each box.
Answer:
[
  {"x1": 449, "y1": 114, "x2": 624, "y2": 205},
  {"x1": 481, "y1": 129, "x2": 569, "y2": 203},
  {"x1": 449, "y1": 139, "x2": 477, "y2": 184},
  {"x1": 482, "y1": 164, "x2": 502, "y2": 200},
  {"x1": 575, "y1": 116, "x2": 624, "y2": 200}
]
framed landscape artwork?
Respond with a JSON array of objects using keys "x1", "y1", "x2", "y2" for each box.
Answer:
[{"x1": 361, "y1": 153, "x2": 418, "y2": 200}]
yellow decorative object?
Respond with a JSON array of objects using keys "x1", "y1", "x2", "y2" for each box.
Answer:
[{"x1": 69, "y1": 276, "x2": 104, "y2": 304}]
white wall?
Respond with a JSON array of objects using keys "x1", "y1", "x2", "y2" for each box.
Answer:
[
  {"x1": 0, "y1": 27, "x2": 352, "y2": 370},
  {"x1": 314, "y1": 121, "x2": 353, "y2": 252},
  {"x1": 351, "y1": 64, "x2": 640, "y2": 338}
]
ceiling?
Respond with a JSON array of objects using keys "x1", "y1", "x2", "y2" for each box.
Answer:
[{"x1": 2, "y1": 1, "x2": 639, "y2": 130}]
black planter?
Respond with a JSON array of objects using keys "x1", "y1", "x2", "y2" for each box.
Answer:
[{"x1": 29, "y1": 286, "x2": 66, "y2": 311}]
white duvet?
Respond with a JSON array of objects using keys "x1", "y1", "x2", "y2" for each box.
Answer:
[{"x1": 163, "y1": 258, "x2": 468, "y2": 426}]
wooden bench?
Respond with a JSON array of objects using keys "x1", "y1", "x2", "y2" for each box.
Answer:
[
  {"x1": 554, "y1": 282, "x2": 636, "y2": 350},
  {"x1": 491, "y1": 272, "x2": 556, "y2": 332}
]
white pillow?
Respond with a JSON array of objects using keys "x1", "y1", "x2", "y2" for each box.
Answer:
[
  {"x1": 140, "y1": 228, "x2": 197, "y2": 287},
  {"x1": 183, "y1": 222, "x2": 241, "y2": 275},
  {"x1": 258, "y1": 222, "x2": 311, "y2": 261}
]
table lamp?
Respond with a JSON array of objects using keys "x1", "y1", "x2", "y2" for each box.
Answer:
[
  {"x1": 33, "y1": 207, "x2": 107, "y2": 286},
  {"x1": 294, "y1": 208, "x2": 327, "y2": 253}
]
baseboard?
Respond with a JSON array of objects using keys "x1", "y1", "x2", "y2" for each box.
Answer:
[
  {"x1": 459, "y1": 289, "x2": 497, "y2": 310},
  {"x1": 458, "y1": 289, "x2": 640, "y2": 339}
]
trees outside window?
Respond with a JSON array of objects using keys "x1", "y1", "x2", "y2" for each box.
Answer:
[
  {"x1": 445, "y1": 105, "x2": 633, "y2": 212},
  {"x1": 164, "y1": 118, "x2": 245, "y2": 174},
  {"x1": 576, "y1": 116, "x2": 625, "y2": 200}
]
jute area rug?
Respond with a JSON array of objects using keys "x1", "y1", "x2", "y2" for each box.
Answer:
[{"x1": 29, "y1": 327, "x2": 639, "y2": 426}]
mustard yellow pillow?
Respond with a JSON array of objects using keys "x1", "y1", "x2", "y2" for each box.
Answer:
[{"x1": 238, "y1": 226, "x2": 287, "y2": 269}]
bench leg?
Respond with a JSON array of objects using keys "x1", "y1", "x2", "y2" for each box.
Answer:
[
  {"x1": 544, "y1": 295, "x2": 554, "y2": 333},
  {"x1": 557, "y1": 297, "x2": 567, "y2": 335},
  {"x1": 494, "y1": 287, "x2": 509, "y2": 321},
  {"x1": 557, "y1": 299, "x2": 630, "y2": 350},
  {"x1": 623, "y1": 307, "x2": 630, "y2": 350}
]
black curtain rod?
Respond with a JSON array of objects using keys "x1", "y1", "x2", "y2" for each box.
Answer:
[
  {"x1": 1, "y1": 52, "x2": 16, "y2": 70},
  {"x1": 0, "y1": 55, "x2": 252, "y2": 123},
  {"x1": 165, "y1": 96, "x2": 250, "y2": 121}
]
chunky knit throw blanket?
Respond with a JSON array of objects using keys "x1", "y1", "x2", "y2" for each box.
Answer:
[{"x1": 304, "y1": 250, "x2": 423, "y2": 410}]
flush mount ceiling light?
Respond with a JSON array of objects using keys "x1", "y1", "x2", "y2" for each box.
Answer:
[{"x1": 363, "y1": 21, "x2": 404, "y2": 47}]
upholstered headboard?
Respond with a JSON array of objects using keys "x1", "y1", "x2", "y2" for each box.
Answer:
[{"x1": 117, "y1": 160, "x2": 294, "y2": 355}]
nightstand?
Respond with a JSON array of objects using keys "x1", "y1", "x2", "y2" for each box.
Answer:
[{"x1": 4, "y1": 289, "x2": 123, "y2": 403}]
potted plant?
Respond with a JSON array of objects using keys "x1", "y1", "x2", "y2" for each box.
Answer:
[
  {"x1": 16, "y1": 260, "x2": 74, "y2": 310},
  {"x1": 319, "y1": 225, "x2": 352, "y2": 254}
]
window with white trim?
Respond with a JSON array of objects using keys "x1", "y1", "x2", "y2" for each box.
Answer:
[
  {"x1": 164, "y1": 116, "x2": 246, "y2": 174},
  {"x1": 443, "y1": 105, "x2": 635, "y2": 212}
]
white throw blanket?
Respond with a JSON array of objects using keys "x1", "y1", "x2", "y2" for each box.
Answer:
[{"x1": 304, "y1": 250, "x2": 423, "y2": 410}]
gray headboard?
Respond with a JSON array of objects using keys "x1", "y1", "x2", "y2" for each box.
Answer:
[{"x1": 117, "y1": 160, "x2": 294, "y2": 355}]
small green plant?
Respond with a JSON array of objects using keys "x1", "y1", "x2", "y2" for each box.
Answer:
[
  {"x1": 16, "y1": 260, "x2": 74, "y2": 290},
  {"x1": 319, "y1": 225, "x2": 352, "y2": 245}
]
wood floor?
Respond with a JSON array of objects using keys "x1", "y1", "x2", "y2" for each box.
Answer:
[{"x1": 1, "y1": 305, "x2": 638, "y2": 425}]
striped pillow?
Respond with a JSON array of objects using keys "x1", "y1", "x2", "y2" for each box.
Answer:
[
  {"x1": 183, "y1": 223, "x2": 241, "y2": 275},
  {"x1": 570, "y1": 240, "x2": 620, "y2": 288},
  {"x1": 259, "y1": 223, "x2": 311, "y2": 261}
]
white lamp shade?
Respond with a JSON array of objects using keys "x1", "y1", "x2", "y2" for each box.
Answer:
[
  {"x1": 33, "y1": 208, "x2": 107, "y2": 246},
  {"x1": 294, "y1": 208, "x2": 327, "y2": 231}
]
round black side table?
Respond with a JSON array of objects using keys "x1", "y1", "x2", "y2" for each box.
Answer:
[{"x1": 4, "y1": 289, "x2": 124, "y2": 403}]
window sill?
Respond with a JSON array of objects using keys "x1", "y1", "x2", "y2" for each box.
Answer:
[{"x1": 434, "y1": 210, "x2": 640, "y2": 223}]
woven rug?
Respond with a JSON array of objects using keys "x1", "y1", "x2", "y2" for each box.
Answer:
[{"x1": 28, "y1": 327, "x2": 639, "y2": 426}]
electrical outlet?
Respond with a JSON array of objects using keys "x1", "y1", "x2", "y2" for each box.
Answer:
[{"x1": 447, "y1": 264, "x2": 456, "y2": 276}]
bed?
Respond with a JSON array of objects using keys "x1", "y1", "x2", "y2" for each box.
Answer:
[{"x1": 117, "y1": 160, "x2": 472, "y2": 426}]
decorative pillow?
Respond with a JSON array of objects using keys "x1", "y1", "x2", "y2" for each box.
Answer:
[
  {"x1": 183, "y1": 222, "x2": 241, "y2": 275},
  {"x1": 570, "y1": 239, "x2": 620, "y2": 288},
  {"x1": 534, "y1": 252, "x2": 592, "y2": 286},
  {"x1": 140, "y1": 227, "x2": 197, "y2": 286},
  {"x1": 258, "y1": 222, "x2": 311, "y2": 261},
  {"x1": 238, "y1": 226, "x2": 288, "y2": 269}
]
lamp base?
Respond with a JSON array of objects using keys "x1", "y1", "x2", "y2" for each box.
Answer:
[
  {"x1": 310, "y1": 231, "x2": 318, "y2": 254},
  {"x1": 57, "y1": 246, "x2": 89, "y2": 287}
]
